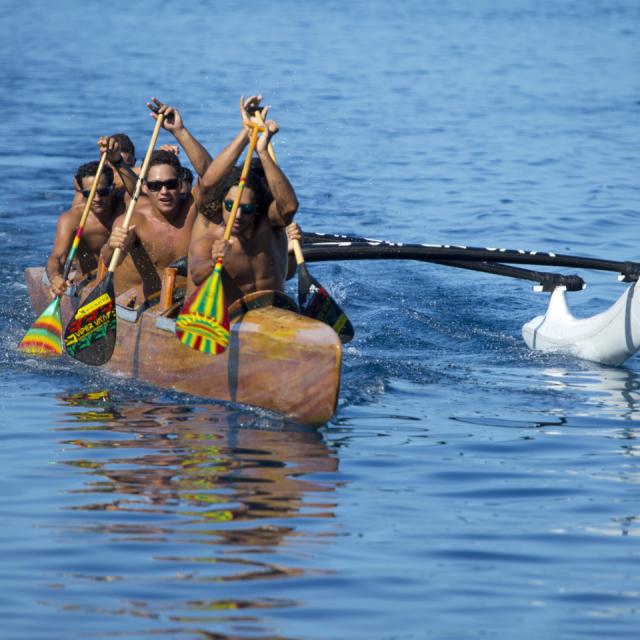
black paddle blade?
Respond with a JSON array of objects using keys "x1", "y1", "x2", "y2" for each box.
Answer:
[
  {"x1": 298, "y1": 263, "x2": 354, "y2": 343},
  {"x1": 63, "y1": 274, "x2": 117, "y2": 365}
]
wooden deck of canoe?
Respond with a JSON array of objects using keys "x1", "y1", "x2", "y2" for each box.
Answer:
[{"x1": 24, "y1": 267, "x2": 342, "y2": 426}]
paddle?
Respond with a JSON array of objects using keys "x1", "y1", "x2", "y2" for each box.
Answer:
[
  {"x1": 18, "y1": 153, "x2": 110, "y2": 356},
  {"x1": 63, "y1": 114, "x2": 165, "y2": 365},
  {"x1": 252, "y1": 111, "x2": 354, "y2": 342},
  {"x1": 175, "y1": 124, "x2": 261, "y2": 354}
]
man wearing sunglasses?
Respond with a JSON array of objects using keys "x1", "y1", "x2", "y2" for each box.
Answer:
[
  {"x1": 99, "y1": 101, "x2": 213, "y2": 298},
  {"x1": 46, "y1": 160, "x2": 125, "y2": 296},
  {"x1": 188, "y1": 96, "x2": 299, "y2": 306}
]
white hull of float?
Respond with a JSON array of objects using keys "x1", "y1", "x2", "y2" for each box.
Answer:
[{"x1": 522, "y1": 283, "x2": 640, "y2": 366}]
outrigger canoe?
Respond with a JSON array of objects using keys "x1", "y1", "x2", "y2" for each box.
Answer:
[
  {"x1": 24, "y1": 266, "x2": 342, "y2": 426},
  {"x1": 25, "y1": 232, "x2": 640, "y2": 426}
]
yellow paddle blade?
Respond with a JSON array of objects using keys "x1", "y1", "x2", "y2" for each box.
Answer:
[
  {"x1": 176, "y1": 258, "x2": 230, "y2": 354},
  {"x1": 18, "y1": 297, "x2": 63, "y2": 356}
]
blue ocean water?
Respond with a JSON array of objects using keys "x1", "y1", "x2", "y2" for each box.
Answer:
[{"x1": 1, "y1": 0, "x2": 640, "y2": 638}]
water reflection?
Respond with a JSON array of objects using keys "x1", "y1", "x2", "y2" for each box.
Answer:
[
  {"x1": 541, "y1": 366, "x2": 640, "y2": 420},
  {"x1": 49, "y1": 390, "x2": 340, "y2": 638}
]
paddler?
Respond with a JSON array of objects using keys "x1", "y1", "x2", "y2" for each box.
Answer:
[
  {"x1": 99, "y1": 100, "x2": 212, "y2": 298},
  {"x1": 187, "y1": 96, "x2": 299, "y2": 305},
  {"x1": 46, "y1": 160, "x2": 125, "y2": 296}
]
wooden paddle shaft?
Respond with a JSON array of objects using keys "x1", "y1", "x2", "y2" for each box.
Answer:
[
  {"x1": 221, "y1": 126, "x2": 260, "y2": 241},
  {"x1": 62, "y1": 152, "x2": 109, "y2": 280},
  {"x1": 108, "y1": 113, "x2": 165, "y2": 272}
]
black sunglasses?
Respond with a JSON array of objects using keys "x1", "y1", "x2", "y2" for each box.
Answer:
[
  {"x1": 82, "y1": 185, "x2": 113, "y2": 198},
  {"x1": 146, "y1": 178, "x2": 180, "y2": 192},
  {"x1": 223, "y1": 199, "x2": 257, "y2": 215}
]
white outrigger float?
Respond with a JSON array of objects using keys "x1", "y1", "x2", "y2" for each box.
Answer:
[
  {"x1": 522, "y1": 282, "x2": 640, "y2": 366},
  {"x1": 301, "y1": 233, "x2": 640, "y2": 367}
]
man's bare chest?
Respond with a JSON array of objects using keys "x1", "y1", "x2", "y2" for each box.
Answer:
[
  {"x1": 224, "y1": 234, "x2": 286, "y2": 282},
  {"x1": 80, "y1": 217, "x2": 113, "y2": 252},
  {"x1": 139, "y1": 214, "x2": 192, "y2": 262}
]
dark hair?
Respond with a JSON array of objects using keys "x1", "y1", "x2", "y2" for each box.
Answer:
[
  {"x1": 180, "y1": 166, "x2": 194, "y2": 185},
  {"x1": 75, "y1": 161, "x2": 114, "y2": 188},
  {"x1": 249, "y1": 157, "x2": 266, "y2": 181},
  {"x1": 147, "y1": 149, "x2": 181, "y2": 175},
  {"x1": 200, "y1": 163, "x2": 271, "y2": 222},
  {"x1": 111, "y1": 133, "x2": 135, "y2": 157}
]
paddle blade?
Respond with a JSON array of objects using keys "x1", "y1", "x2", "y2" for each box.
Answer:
[
  {"x1": 298, "y1": 264, "x2": 354, "y2": 343},
  {"x1": 63, "y1": 275, "x2": 117, "y2": 365},
  {"x1": 18, "y1": 297, "x2": 63, "y2": 356},
  {"x1": 175, "y1": 258, "x2": 230, "y2": 354}
]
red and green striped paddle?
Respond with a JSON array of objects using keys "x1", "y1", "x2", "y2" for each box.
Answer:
[
  {"x1": 18, "y1": 153, "x2": 109, "y2": 356},
  {"x1": 175, "y1": 125, "x2": 260, "y2": 354},
  {"x1": 63, "y1": 113, "x2": 165, "y2": 365}
]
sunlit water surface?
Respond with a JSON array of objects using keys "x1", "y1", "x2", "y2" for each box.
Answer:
[{"x1": 1, "y1": 1, "x2": 640, "y2": 638}]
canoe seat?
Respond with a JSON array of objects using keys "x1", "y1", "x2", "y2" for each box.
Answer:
[
  {"x1": 116, "y1": 286, "x2": 161, "y2": 323},
  {"x1": 228, "y1": 290, "x2": 299, "y2": 322}
]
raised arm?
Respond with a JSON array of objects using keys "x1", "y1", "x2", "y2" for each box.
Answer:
[
  {"x1": 98, "y1": 136, "x2": 139, "y2": 197},
  {"x1": 256, "y1": 119, "x2": 298, "y2": 227},
  {"x1": 198, "y1": 95, "x2": 269, "y2": 195},
  {"x1": 199, "y1": 128, "x2": 250, "y2": 195},
  {"x1": 147, "y1": 98, "x2": 212, "y2": 177}
]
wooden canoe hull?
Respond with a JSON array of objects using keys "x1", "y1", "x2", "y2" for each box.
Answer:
[{"x1": 24, "y1": 268, "x2": 342, "y2": 426}]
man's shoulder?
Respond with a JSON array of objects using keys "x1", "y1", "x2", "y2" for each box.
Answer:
[
  {"x1": 196, "y1": 218, "x2": 225, "y2": 242},
  {"x1": 58, "y1": 205, "x2": 84, "y2": 225},
  {"x1": 129, "y1": 198, "x2": 153, "y2": 223}
]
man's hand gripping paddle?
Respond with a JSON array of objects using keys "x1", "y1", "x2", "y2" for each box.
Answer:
[
  {"x1": 18, "y1": 153, "x2": 110, "y2": 356},
  {"x1": 175, "y1": 124, "x2": 261, "y2": 355},
  {"x1": 253, "y1": 110, "x2": 354, "y2": 343},
  {"x1": 62, "y1": 114, "x2": 165, "y2": 365}
]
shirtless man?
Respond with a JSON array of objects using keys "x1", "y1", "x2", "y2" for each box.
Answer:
[
  {"x1": 188, "y1": 97, "x2": 299, "y2": 305},
  {"x1": 99, "y1": 101, "x2": 211, "y2": 298},
  {"x1": 47, "y1": 161, "x2": 125, "y2": 296}
]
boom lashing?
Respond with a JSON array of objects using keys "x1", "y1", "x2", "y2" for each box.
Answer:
[
  {"x1": 536, "y1": 273, "x2": 585, "y2": 293},
  {"x1": 619, "y1": 262, "x2": 640, "y2": 283}
]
